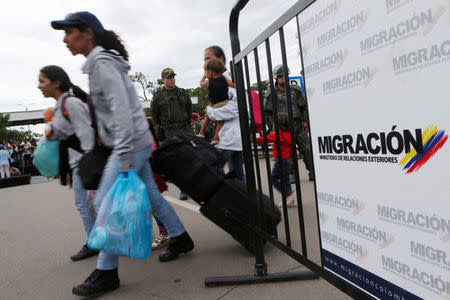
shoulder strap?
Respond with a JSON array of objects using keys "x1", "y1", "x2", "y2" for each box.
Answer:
[
  {"x1": 61, "y1": 94, "x2": 72, "y2": 121},
  {"x1": 85, "y1": 96, "x2": 103, "y2": 146},
  {"x1": 161, "y1": 88, "x2": 170, "y2": 102}
]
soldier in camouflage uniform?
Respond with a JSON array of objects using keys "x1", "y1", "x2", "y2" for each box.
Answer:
[
  {"x1": 263, "y1": 65, "x2": 314, "y2": 181},
  {"x1": 151, "y1": 68, "x2": 192, "y2": 141},
  {"x1": 151, "y1": 67, "x2": 192, "y2": 200}
]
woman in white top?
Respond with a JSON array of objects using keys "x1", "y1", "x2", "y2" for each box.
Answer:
[
  {"x1": 0, "y1": 144, "x2": 10, "y2": 179},
  {"x1": 202, "y1": 46, "x2": 245, "y2": 182}
]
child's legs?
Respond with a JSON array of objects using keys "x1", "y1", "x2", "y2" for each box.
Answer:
[
  {"x1": 282, "y1": 159, "x2": 293, "y2": 195},
  {"x1": 271, "y1": 159, "x2": 282, "y2": 193},
  {"x1": 199, "y1": 115, "x2": 210, "y2": 135},
  {"x1": 213, "y1": 121, "x2": 224, "y2": 140}
]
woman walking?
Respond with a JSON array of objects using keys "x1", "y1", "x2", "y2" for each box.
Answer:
[
  {"x1": 38, "y1": 65, "x2": 99, "y2": 260},
  {"x1": 51, "y1": 11, "x2": 194, "y2": 296}
]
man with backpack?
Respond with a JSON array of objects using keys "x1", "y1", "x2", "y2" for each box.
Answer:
[{"x1": 151, "y1": 68, "x2": 193, "y2": 200}]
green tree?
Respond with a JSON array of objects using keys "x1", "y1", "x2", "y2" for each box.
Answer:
[
  {"x1": 129, "y1": 72, "x2": 159, "y2": 101},
  {"x1": 250, "y1": 80, "x2": 269, "y2": 93},
  {"x1": 0, "y1": 113, "x2": 42, "y2": 143},
  {"x1": 0, "y1": 113, "x2": 10, "y2": 141},
  {"x1": 186, "y1": 87, "x2": 209, "y2": 117}
]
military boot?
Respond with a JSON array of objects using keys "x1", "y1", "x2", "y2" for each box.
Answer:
[
  {"x1": 72, "y1": 268, "x2": 120, "y2": 297},
  {"x1": 159, "y1": 231, "x2": 194, "y2": 262}
]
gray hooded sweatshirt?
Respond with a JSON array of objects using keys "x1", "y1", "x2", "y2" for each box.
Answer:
[
  {"x1": 51, "y1": 92, "x2": 94, "y2": 169},
  {"x1": 82, "y1": 46, "x2": 152, "y2": 172}
]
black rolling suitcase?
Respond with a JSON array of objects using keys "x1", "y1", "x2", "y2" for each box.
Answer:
[{"x1": 200, "y1": 177, "x2": 281, "y2": 253}]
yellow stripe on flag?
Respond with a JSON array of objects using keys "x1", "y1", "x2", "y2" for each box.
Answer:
[{"x1": 399, "y1": 125, "x2": 438, "y2": 166}]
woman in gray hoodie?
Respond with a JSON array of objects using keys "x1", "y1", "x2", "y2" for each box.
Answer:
[
  {"x1": 51, "y1": 11, "x2": 194, "y2": 297},
  {"x1": 38, "y1": 65, "x2": 99, "y2": 261}
]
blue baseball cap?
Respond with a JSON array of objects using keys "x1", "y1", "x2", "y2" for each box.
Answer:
[{"x1": 51, "y1": 11, "x2": 104, "y2": 33}]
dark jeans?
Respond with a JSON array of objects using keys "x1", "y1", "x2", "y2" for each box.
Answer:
[
  {"x1": 217, "y1": 148, "x2": 246, "y2": 183},
  {"x1": 272, "y1": 158, "x2": 293, "y2": 196},
  {"x1": 13, "y1": 153, "x2": 22, "y2": 168},
  {"x1": 23, "y1": 154, "x2": 32, "y2": 166}
]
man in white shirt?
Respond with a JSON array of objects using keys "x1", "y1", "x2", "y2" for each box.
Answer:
[{"x1": 22, "y1": 140, "x2": 33, "y2": 167}]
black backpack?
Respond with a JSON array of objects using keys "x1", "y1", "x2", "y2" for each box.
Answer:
[{"x1": 151, "y1": 133, "x2": 225, "y2": 204}]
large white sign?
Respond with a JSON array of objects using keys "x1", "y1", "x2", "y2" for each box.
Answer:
[{"x1": 299, "y1": 0, "x2": 450, "y2": 299}]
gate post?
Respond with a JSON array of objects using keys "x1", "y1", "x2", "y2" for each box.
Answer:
[{"x1": 204, "y1": 0, "x2": 319, "y2": 287}]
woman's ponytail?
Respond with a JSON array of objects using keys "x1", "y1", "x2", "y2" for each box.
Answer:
[
  {"x1": 95, "y1": 30, "x2": 129, "y2": 61},
  {"x1": 70, "y1": 83, "x2": 89, "y2": 103}
]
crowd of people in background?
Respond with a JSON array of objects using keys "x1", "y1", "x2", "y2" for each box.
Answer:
[{"x1": 0, "y1": 139, "x2": 37, "y2": 178}]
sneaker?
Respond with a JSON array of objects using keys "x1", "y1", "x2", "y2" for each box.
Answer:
[
  {"x1": 210, "y1": 140, "x2": 219, "y2": 146},
  {"x1": 286, "y1": 192, "x2": 297, "y2": 207},
  {"x1": 152, "y1": 234, "x2": 171, "y2": 250},
  {"x1": 278, "y1": 193, "x2": 297, "y2": 208},
  {"x1": 70, "y1": 244, "x2": 99, "y2": 261},
  {"x1": 72, "y1": 268, "x2": 120, "y2": 297},
  {"x1": 196, "y1": 134, "x2": 205, "y2": 137},
  {"x1": 179, "y1": 192, "x2": 188, "y2": 201}
]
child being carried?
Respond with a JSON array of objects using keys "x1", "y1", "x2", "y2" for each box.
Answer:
[{"x1": 199, "y1": 58, "x2": 235, "y2": 145}]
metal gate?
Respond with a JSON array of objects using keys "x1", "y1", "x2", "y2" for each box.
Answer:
[{"x1": 205, "y1": 1, "x2": 374, "y2": 299}]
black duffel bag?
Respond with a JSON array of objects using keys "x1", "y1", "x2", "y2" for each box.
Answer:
[{"x1": 151, "y1": 133, "x2": 225, "y2": 204}]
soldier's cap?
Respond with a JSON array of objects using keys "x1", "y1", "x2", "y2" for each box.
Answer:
[{"x1": 161, "y1": 68, "x2": 176, "y2": 78}]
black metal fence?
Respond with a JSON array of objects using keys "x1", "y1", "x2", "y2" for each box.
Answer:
[{"x1": 205, "y1": 1, "x2": 375, "y2": 299}]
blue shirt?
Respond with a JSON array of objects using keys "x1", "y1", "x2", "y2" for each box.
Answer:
[{"x1": 0, "y1": 149, "x2": 10, "y2": 165}]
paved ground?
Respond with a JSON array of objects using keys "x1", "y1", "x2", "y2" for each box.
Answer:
[{"x1": 0, "y1": 159, "x2": 352, "y2": 299}]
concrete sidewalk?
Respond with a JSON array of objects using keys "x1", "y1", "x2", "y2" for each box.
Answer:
[{"x1": 0, "y1": 171, "x2": 352, "y2": 299}]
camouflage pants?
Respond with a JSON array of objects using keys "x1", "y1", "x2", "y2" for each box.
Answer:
[{"x1": 295, "y1": 131, "x2": 314, "y2": 178}]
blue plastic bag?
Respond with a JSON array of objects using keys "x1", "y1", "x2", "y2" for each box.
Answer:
[
  {"x1": 32, "y1": 140, "x2": 60, "y2": 177},
  {"x1": 88, "y1": 169, "x2": 153, "y2": 259}
]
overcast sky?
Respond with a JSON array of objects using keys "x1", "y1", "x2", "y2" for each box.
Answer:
[{"x1": 1, "y1": 0, "x2": 303, "y2": 131}]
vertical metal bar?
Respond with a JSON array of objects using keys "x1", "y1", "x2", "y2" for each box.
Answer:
[
  {"x1": 296, "y1": 14, "x2": 321, "y2": 258},
  {"x1": 265, "y1": 38, "x2": 292, "y2": 247},
  {"x1": 244, "y1": 56, "x2": 267, "y2": 233},
  {"x1": 230, "y1": 8, "x2": 267, "y2": 274},
  {"x1": 253, "y1": 47, "x2": 276, "y2": 216},
  {"x1": 279, "y1": 26, "x2": 308, "y2": 257},
  {"x1": 229, "y1": 60, "x2": 235, "y2": 83},
  {"x1": 234, "y1": 58, "x2": 267, "y2": 275}
]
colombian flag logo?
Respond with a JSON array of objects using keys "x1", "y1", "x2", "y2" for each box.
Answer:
[{"x1": 399, "y1": 125, "x2": 448, "y2": 174}]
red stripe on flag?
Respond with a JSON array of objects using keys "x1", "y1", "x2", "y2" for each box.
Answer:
[{"x1": 406, "y1": 135, "x2": 448, "y2": 174}]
